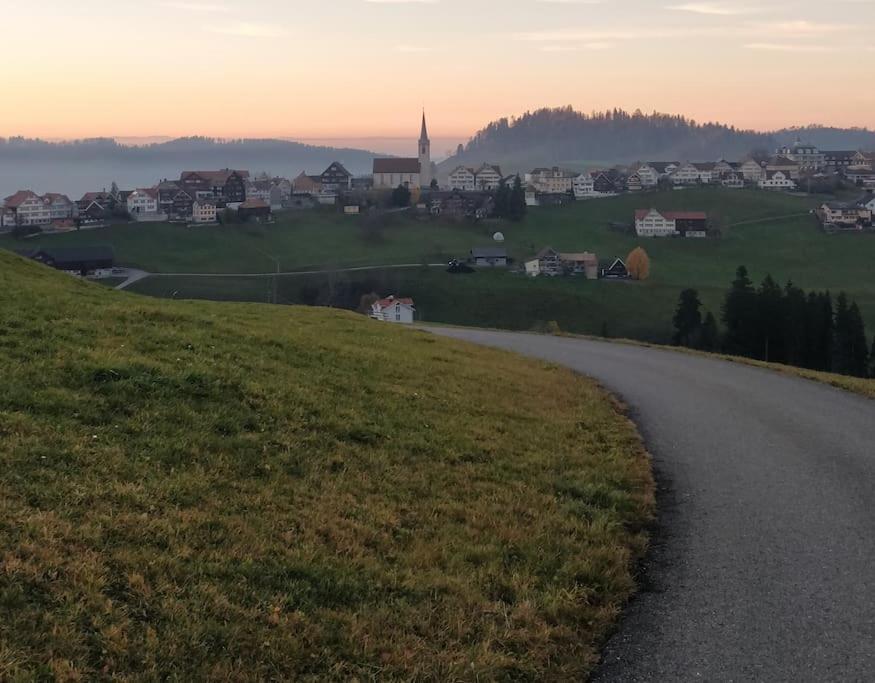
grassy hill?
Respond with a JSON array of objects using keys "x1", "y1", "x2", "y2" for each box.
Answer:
[
  {"x1": 0, "y1": 252, "x2": 653, "y2": 679},
  {"x1": 5, "y1": 187, "x2": 874, "y2": 343}
]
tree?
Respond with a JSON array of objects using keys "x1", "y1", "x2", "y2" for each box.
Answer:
[
  {"x1": 699, "y1": 312, "x2": 720, "y2": 351},
  {"x1": 390, "y1": 184, "x2": 411, "y2": 208},
  {"x1": 626, "y1": 247, "x2": 651, "y2": 281},
  {"x1": 869, "y1": 337, "x2": 875, "y2": 378},
  {"x1": 508, "y1": 175, "x2": 527, "y2": 221},
  {"x1": 837, "y1": 301, "x2": 869, "y2": 377},
  {"x1": 673, "y1": 289, "x2": 703, "y2": 347},
  {"x1": 722, "y1": 266, "x2": 757, "y2": 357},
  {"x1": 429, "y1": 178, "x2": 439, "y2": 190},
  {"x1": 755, "y1": 275, "x2": 785, "y2": 362}
]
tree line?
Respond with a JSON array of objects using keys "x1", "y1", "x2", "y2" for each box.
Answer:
[{"x1": 673, "y1": 266, "x2": 873, "y2": 378}]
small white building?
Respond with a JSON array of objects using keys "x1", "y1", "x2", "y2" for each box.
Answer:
[
  {"x1": 528, "y1": 167, "x2": 575, "y2": 193},
  {"x1": 572, "y1": 173, "x2": 596, "y2": 198},
  {"x1": 759, "y1": 171, "x2": 796, "y2": 191},
  {"x1": 192, "y1": 200, "x2": 217, "y2": 223},
  {"x1": 370, "y1": 296, "x2": 415, "y2": 324},
  {"x1": 635, "y1": 208, "x2": 679, "y2": 237},
  {"x1": 126, "y1": 188, "x2": 159, "y2": 216},
  {"x1": 448, "y1": 166, "x2": 476, "y2": 191},
  {"x1": 474, "y1": 164, "x2": 503, "y2": 190},
  {"x1": 739, "y1": 159, "x2": 766, "y2": 183}
]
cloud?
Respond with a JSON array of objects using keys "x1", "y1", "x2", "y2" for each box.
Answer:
[
  {"x1": 205, "y1": 22, "x2": 286, "y2": 37},
  {"x1": 160, "y1": 1, "x2": 230, "y2": 11},
  {"x1": 667, "y1": 2, "x2": 761, "y2": 15},
  {"x1": 744, "y1": 42, "x2": 837, "y2": 52}
]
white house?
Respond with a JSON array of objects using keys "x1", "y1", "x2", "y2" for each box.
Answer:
[
  {"x1": 636, "y1": 162, "x2": 678, "y2": 188},
  {"x1": 448, "y1": 166, "x2": 476, "y2": 191},
  {"x1": 671, "y1": 162, "x2": 703, "y2": 186},
  {"x1": 2, "y1": 191, "x2": 52, "y2": 226},
  {"x1": 858, "y1": 195, "x2": 875, "y2": 213},
  {"x1": 474, "y1": 164, "x2": 503, "y2": 190},
  {"x1": 759, "y1": 171, "x2": 796, "y2": 191},
  {"x1": 126, "y1": 188, "x2": 159, "y2": 216},
  {"x1": 370, "y1": 296, "x2": 415, "y2": 324},
  {"x1": 739, "y1": 159, "x2": 766, "y2": 183},
  {"x1": 635, "y1": 208, "x2": 679, "y2": 237},
  {"x1": 572, "y1": 173, "x2": 595, "y2": 198},
  {"x1": 192, "y1": 200, "x2": 217, "y2": 223},
  {"x1": 528, "y1": 167, "x2": 574, "y2": 193}
]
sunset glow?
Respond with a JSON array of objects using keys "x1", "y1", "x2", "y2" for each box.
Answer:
[{"x1": 5, "y1": 0, "x2": 875, "y2": 140}]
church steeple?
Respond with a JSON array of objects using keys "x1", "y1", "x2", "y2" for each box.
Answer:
[{"x1": 418, "y1": 110, "x2": 432, "y2": 188}]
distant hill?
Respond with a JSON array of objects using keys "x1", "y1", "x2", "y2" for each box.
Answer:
[
  {"x1": 0, "y1": 136, "x2": 384, "y2": 198},
  {"x1": 438, "y1": 107, "x2": 875, "y2": 175}
]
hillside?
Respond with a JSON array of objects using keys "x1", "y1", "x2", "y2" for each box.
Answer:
[
  {"x1": 439, "y1": 107, "x2": 875, "y2": 174},
  {"x1": 0, "y1": 252, "x2": 653, "y2": 679}
]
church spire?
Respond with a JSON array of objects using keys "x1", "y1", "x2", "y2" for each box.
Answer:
[{"x1": 420, "y1": 110, "x2": 429, "y2": 143}]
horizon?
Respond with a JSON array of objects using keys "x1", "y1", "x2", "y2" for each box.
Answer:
[{"x1": 6, "y1": 1, "x2": 875, "y2": 139}]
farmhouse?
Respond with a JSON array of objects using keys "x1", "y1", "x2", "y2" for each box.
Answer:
[
  {"x1": 528, "y1": 167, "x2": 575, "y2": 193},
  {"x1": 474, "y1": 164, "x2": 503, "y2": 190},
  {"x1": 635, "y1": 209, "x2": 708, "y2": 237},
  {"x1": 320, "y1": 162, "x2": 353, "y2": 192},
  {"x1": 857, "y1": 195, "x2": 875, "y2": 213},
  {"x1": 560, "y1": 252, "x2": 599, "y2": 279},
  {"x1": 819, "y1": 202, "x2": 872, "y2": 228},
  {"x1": 192, "y1": 199, "x2": 218, "y2": 223},
  {"x1": 759, "y1": 171, "x2": 797, "y2": 191},
  {"x1": 370, "y1": 296, "x2": 415, "y2": 324},
  {"x1": 448, "y1": 166, "x2": 476, "y2": 191},
  {"x1": 179, "y1": 170, "x2": 248, "y2": 204},
  {"x1": 238, "y1": 198, "x2": 272, "y2": 221},
  {"x1": 292, "y1": 172, "x2": 322, "y2": 195},
  {"x1": 2, "y1": 190, "x2": 69, "y2": 226},
  {"x1": 524, "y1": 247, "x2": 561, "y2": 277},
  {"x1": 126, "y1": 188, "x2": 161, "y2": 219},
  {"x1": 600, "y1": 258, "x2": 630, "y2": 280}
]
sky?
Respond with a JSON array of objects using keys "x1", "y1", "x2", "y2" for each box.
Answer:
[{"x1": 4, "y1": 0, "x2": 875, "y2": 143}]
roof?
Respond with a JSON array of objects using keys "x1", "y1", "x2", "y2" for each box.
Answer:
[
  {"x1": 420, "y1": 112, "x2": 429, "y2": 142},
  {"x1": 43, "y1": 192, "x2": 72, "y2": 203},
  {"x1": 373, "y1": 158, "x2": 421, "y2": 174},
  {"x1": 635, "y1": 209, "x2": 707, "y2": 221},
  {"x1": 4, "y1": 190, "x2": 40, "y2": 208},
  {"x1": 240, "y1": 198, "x2": 270, "y2": 209},
  {"x1": 475, "y1": 164, "x2": 503, "y2": 176},
  {"x1": 559, "y1": 252, "x2": 598, "y2": 263},
  {"x1": 181, "y1": 169, "x2": 249, "y2": 184},
  {"x1": 376, "y1": 296, "x2": 415, "y2": 310},
  {"x1": 644, "y1": 162, "x2": 679, "y2": 173},
  {"x1": 449, "y1": 166, "x2": 476, "y2": 175},
  {"x1": 131, "y1": 188, "x2": 158, "y2": 199},
  {"x1": 471, "y1": 247, "x2": 507, "y2": 259},
  {"x1": 535, "y1": 246, "x2": 559, "y2": 259},
  {"x1": 768, "y1": 156, "x2": 799, "y2": 166},
  {"x1": 322, "y1": 161, "x2": 351, "y2": 177},
  {"x1": 825, "y1": 150, "x2": 856, "y2": 159},
  {"x1": 18, "y1": 246, "x2": 115, "y2": 266}
]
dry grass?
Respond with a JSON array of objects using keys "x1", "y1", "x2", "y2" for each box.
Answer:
[{"x1": 0, "y1": 252, "x2": 653, "y2": 680}]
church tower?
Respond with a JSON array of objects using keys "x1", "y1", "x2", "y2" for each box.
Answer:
[{"x1": 418, "y1": 111, "x2": 432, "y2": 188}]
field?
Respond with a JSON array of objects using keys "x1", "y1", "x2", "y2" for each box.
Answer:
[
  {"x1": 4, "y1": 188, "x2": 875, "y2": 342},
  {"x1": 0, "y1": 251, "x2": 654, "y2": 679}
]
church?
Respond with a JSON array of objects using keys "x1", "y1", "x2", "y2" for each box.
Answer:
[{"x1": 372, "y1": 113, "x2": 432, "y2": 190}]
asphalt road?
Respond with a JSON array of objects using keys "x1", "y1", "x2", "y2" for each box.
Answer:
[{"x1": 429, "y1": 328, "x2": 875, "y2": 682}]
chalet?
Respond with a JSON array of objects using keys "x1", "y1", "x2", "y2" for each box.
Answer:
[
  {"x1": 721, "y1": 171, "x2": 745, "y2": 189},
  {"x1": 320, "y1": 162, "x2": 353, "y2": 192},
  {"x1": 448, "y1": 166, "x2": 476, "y2": 191},
  {"x1": 78, "y1": 191, "x2": 116, "y2": 214},
  {"x1": 573, "y1": 173, "x2": 595, "y2": 198},
  {"x1": 157, "y1": 181, "x2": 181, "y2": 213},
  {"x1": 370, "y1": 296, "x2": 415, "y2": 324},
  {"x1": 759, "y1": 171, "x2": 796, "y2": 191},
  {"x1": 636, "y1": 162, "x2": 678, "y2": 187},
  {"x1": 3, "y1": 191, "x2": 51, "y2": 226},
  {"x1": 246, "y1": 180, "x2": 273, "y2": 203},
  {"x1": 766, "y1": 156, "x2": 800, "y2": 180},
  {"x1": 238, "y1": 198, "x2": 271, "y2": 221},
  {"x1": 524, "y1": 247, "x2": 562, "y2": 277},
  {"x1": 739, "y1": 159, "x2": 766, "y2": 183},
  {"x1": 179, "y1": 169, "x2": 248, "y2": 204},
  {"x1": 470, "y1": 246, "x2": 507, "y2": 268},
  {"x1": 626, "y1": 173, "x2": 643, "y2": 192},
  {"x1": 857, "y1": 195, "x2": 875, "y2": 213},
  {"x1": 819, "y1": 202, "x2": 871, "y2": 228},
  {"x1": 16, "y1": 246, "x2": 114, "y2": 276},
  {"x1": 171, "y1": 190, "x2": 195, "y2": 218},
  {"x1": 635, "y1": 208, "x2": 707, "y2": 237},
  {"x1": 851, "y1": 151, "x2": 875, "y2": 169},
  {"x1": 671, "y1": 162, "x2": 704, "y2": 186},
  {"x1": 44, "y1": 193, "x2": 76, "y2": 221},
  {"x1": 600, "y1": 258, "x2": 630, "y2": 280},
  {"x1": 126, "y1": 188, "x2": 160, "y2": 218},
  {"x1": 592, "y1": 172, "x2": 619, "y2": 195}
]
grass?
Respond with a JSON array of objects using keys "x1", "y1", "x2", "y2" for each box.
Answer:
[
  {"x1": 0, "y1": 252, "x2": 654, "y2": 680},
  {"x1": 6, "y1": 188, "x2": 875, "y2": 343}
]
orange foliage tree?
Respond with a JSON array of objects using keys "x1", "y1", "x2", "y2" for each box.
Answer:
[{"x1": 626, "y1": 247, "x2": 651, "y2": 281}]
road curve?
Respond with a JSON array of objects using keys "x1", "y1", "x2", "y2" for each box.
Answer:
[{"x1": 429, "y1": 328, "x2": 875, "y2": 681}]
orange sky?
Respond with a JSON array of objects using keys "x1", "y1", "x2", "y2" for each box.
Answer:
[{"x1": 4, "y1": 1, "x2": 874, "y2": 141}]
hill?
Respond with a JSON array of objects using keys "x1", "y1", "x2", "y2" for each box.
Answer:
[
  {"x1": 0, "y1": 252, "x2": 653, "y2": 679},
  {"x1": 438, "y1": 107, "x2": 875, "y2": 174}
]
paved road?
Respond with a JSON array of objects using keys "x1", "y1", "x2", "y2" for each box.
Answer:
[{"x1": 429, "y1": 328, "x2": 875, "y2": 681}]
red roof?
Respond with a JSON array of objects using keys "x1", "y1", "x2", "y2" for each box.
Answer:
[
  {"x1": 376, "y1": 296, "x2": 414, "y2": 310},
  {"x1": 4, "y1": 190, "x2": 39, "y2": 208},
  {"x1": 636, "y1": 209, "x2": 707, "y2": 221}
]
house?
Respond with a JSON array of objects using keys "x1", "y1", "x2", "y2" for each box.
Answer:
[
  {"x1": 78, "y1": 191, "x2": 116, "y2": 216},
  {"x1": 671, "y1": 162, "x2": 704, "y2": 186},
  {"x1": 293, "y1": 172, "x2": 322, "y2": 195},
  {"x1": 3, "y1": 191, "x2": 52, "y2": 226},
  {"x1": 592, "y1": 172, "x2": 619, "y2": 195},
  {"x1": 636, "y1": 162, "x2": 678, "y2": 187},
  {"x1": 528, "y1": 167, "x2": 575, "y2": 193},
  {"x1": 473, "y1": 164, "x2": 503, "y2": 190},
  {"x1": 320, "y1": 162, "x2": 353, "y2": 192},
  {"x1": 171, "y1": 190, "x2": 195, "y2": 218},
  {"x1": 238, "y1": 198, "x2": 271, "y2": 221},
  {"x1": 428, "y1": 191, "x2": 494, "y2": 220},
  {"x1": 470, "y1": 246, "x2": 507, "y2": 268},
  {"x1": 448, "y1": 166, "x2": 476, "y2": 191},
  {"x1": 15, "y1": 246, "x2": 114, "y2": 275},
  {"x1": 560, "y1": 252, "x2": 599, "y2": 279},
  {"x1": 819, "y1": 202, "x2": 871, "y2": 228},
  {"x1": 857, "y1": 194, "x2": 875, "y2": 213},
  {"x1": 851, "y1": 151, "x2": 875, "y2": 169},
  {"x1": 373, "y1": 113, "x2": 431, "y2": 189},
  {"x1": 635, "y1": 209, "x2": 707, "y2": 237},
  {"x1": 126, "y1": 188, "x2": 160, "y2": 218},
  {"x1": 824, "y1": 151, "x2": 856, "y2": 170},
  {"x1": 370, "y1": 296, "x2": 415, "y2": 324},
  {"x1": 766, "y1": 156, "x2": 800, "y2": 180},
  {"x1": 626, "y1": 173, "x2": 643, "y2": 192},
  {"x1": 179, "y1": 169, "x2": 248, "y2": 204},
  {"x1": 192, "y1": 199, "x2": 217, "y2": 224},
  {"x1": 739, "y1": 159, "x2": 766, "y2": 183},
  {"x1": 777, "y1": 139, "x2": 825, "y2": 169},
  {"x1": 600, "y1": 258, "x2": 630, "y2": 280},
  {"x1": 572, "y1": 174, "x2": 595, "y2": 198},
  {"x1": 721, "y1": 171, "x2": 745, "y2": 189},
  {"x1": 759, "y1": 170, "x2": 797, "y2": 191},
  {"x1": 43, "y1": 193, "x2": 76, "y2": 221},
  {"x1": 524, "y1": 247, "x2": 562, "y2": 277},
  {"x1": 246, "y1": 179, "x2": 273, "y2": 203}
]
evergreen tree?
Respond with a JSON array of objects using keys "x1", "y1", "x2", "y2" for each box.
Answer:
[
  {"x1": 494, "y1": 181, "x2": 511, "y2": 219},
  {"x1": 721, "y1": 266, "x2": 756, "y2": 357},
  {"x1": 391, "y1": 184, "x2": 411, "y2": 208},
  {"x1": 833, "y1": 293, "x2": 851, "y2": 374},
  {"x1": 846, "y1": 302, "x2": 869, "y2": 377},
  {"x1": 869, "y1": 337, "x2": 875, "y2": 378},
  {"x1": 756, "y1": 275, "x2": 785, "y2": 362},
  {"x1": 699, "y1": 312, "x2": 720, "y2": 352},
  {"x1": 673, "y1": 289, "x2": 703, "y2": 347},
  {"x1": 783, "y1": 282, "x2": 808, "y2": 368},
  {"x1": 508, "y1": 176, "x2": 527, "y2": 221}
]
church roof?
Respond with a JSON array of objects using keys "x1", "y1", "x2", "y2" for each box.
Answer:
[
  {"x1": 420, "y1": 112, "x2": 429, "y2": 142},
  {"x1": 374, "y1": 158, "x2": 421, "y2": 174}
]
